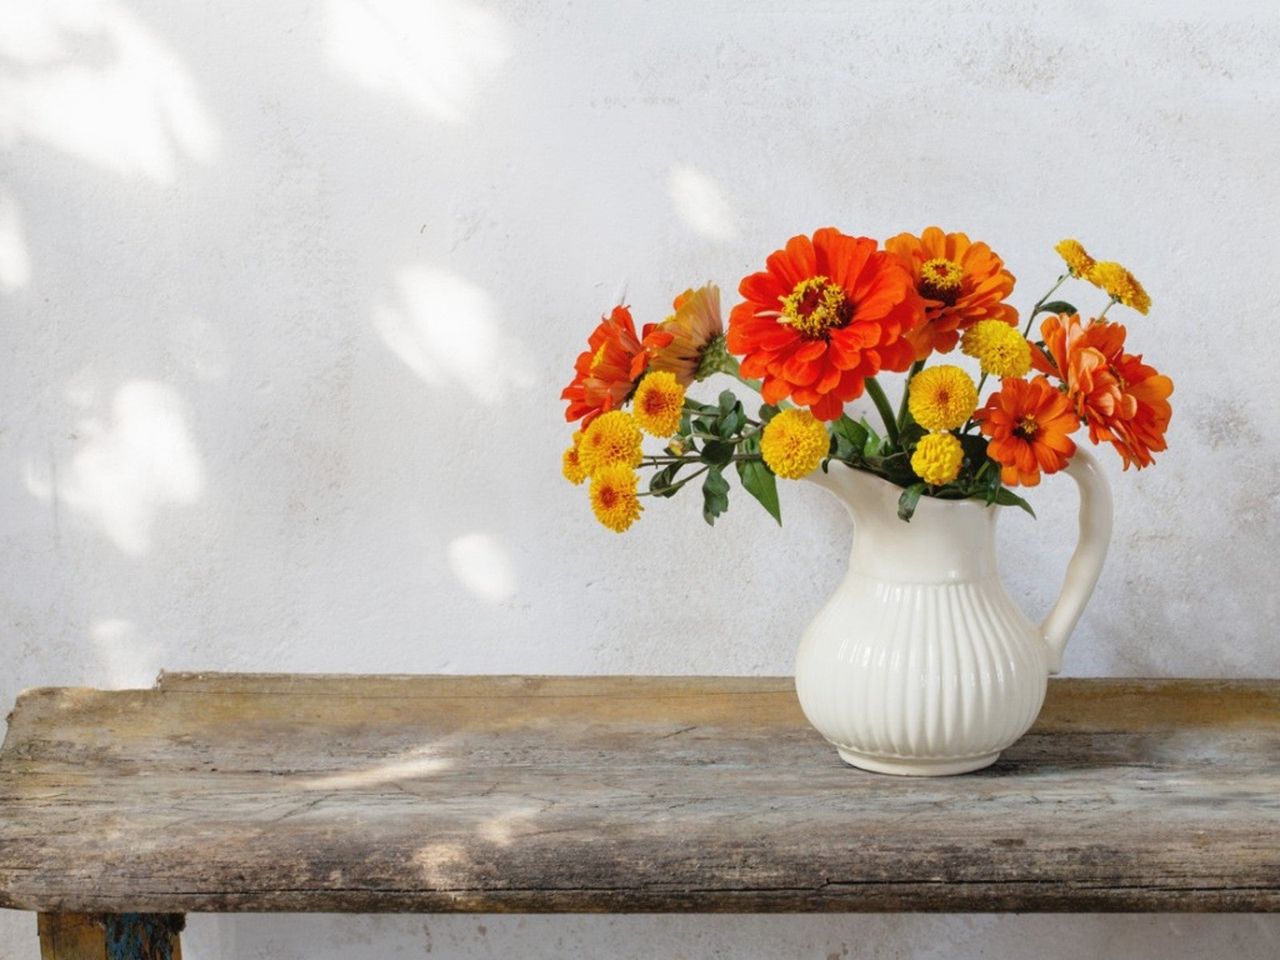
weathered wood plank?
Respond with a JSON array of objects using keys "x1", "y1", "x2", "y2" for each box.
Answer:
[{"x1": 1, "y1": 675, "x2": 1278, "y2": 913}]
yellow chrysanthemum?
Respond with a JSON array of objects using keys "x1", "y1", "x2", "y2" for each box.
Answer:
[
  {"x1": 1055, "y1": 238, "x2": 1095, "y2": 278},
  {"x1": 911, "y1": 432, "x2": 964, "y2": 486},
  {"x1": 908, "y1": 365, "x2": 978, "y2": 431},
  {"x1": 561, "y1": 431, "x2": 588, "y2": 485},
  {"x1": 760, "y1": 408, "x2": 829, "y2": 479},
  {"x1": 579, "y1": 410, "x2": 642, "y2": 475},
  {"x1": 960, "y1": 319, "x2": 1032, "y2": 378},
  {"x1": 1089, "y1": 260, "x2": 1151, "y2": 315},
  {"x1": 589, "y1": 464, "x2": 642, "y2": 532},
  {"x1": 631, "y1": 370, "x2": 685, "y2": 437}
]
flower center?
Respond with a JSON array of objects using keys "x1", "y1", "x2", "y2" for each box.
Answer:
[
  {"x1": 778, "y1": 276, "x2": 852, "y2": 339},
  {"x1": 598, "y1": 486, "x2": 617, "y2": 507},
  {"x1": 642, "y1": 390, "x2": 672, "y2": 416},
  {"x1": 919, "y1": 258, "x2": 964, "y2": 304},
  {"x1": 1014, "y1": 416, "x2": 1039, "y2": 441}
]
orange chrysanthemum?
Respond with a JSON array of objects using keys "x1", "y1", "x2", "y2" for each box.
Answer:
[
  {"x1": 885, "y1": 227, "x2": 1018, "y2": 360},
  {"x1": 726, "y1": 228, "x2": 924, "y2": 421},
  {"x1": 640, "y1": 285, "x2": 724, "y2": 385},
  {"x1": 562, "y1": 305, "x2": 647, "y2": 427},
  {"x1": 976, "y1": 377, "x2": 1080, "y2": 487},
  {"x1": 1034, "y1": 313, "x2": 1173, "y2": 469}
]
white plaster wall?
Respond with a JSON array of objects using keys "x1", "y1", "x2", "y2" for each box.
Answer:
[{"x1": 2, "y1": 0, "x2": 1278, "y2": 956}]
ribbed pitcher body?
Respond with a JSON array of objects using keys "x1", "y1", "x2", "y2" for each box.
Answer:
[{"x1": 795, "y1": 465, "x2": 1050, "y2": 775}]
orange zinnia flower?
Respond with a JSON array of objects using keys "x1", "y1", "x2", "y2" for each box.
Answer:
[
  {"x1": 1034, "y1": 313, "x2": 1173, "y2": 469},
  {"x1": 726, "y1": 228, "x2": 923, "y2": 421},
  {"x1": 640, "y1": 284, "x2": 724, "y2": 385},
  {"x1": 885, "y1": 227, "x2": 1018, "y2": 360},
  {"x1": 976, "y1": 377, "x2": 1079, "y2": 487},
  {"x1": 561, "y1": 305, "x2": 647, "y2": 427}
]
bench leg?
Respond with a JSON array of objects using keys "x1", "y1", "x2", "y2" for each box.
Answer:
[{"x1": 37, "y1": 914, "x2": 184, "y2": 960}]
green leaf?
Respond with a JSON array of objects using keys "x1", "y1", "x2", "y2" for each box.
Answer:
[
  {"x1": 736, "y1": 439, "x2": 781, "y2": 525},
  {"x1": 831, "y1": 414, "x2": 869, "y2": 451},
  {"x1": 862, "y1": 420, "x2": 883, "y2": 458},
  {"x1": 993, "y1": 486, "x2": 1037, "y2": 517},
  {"x1": 958, "y1": 433, "x2": 989, "y2": 463},
  {"x1": 699, "y1": 440, "x2": 736, "y2": 466},
  {"x1": 648, "y1": 462, "x2": 685, "y2": 498},
  {"x1": 830, "y1": 435, "x2": 855, "y2": 463},
  {"x1": 718, "y1": 390, "x2": 737, "y2": 415},
  {"x1": 701, "y1": 468, "x2": 731, "y2": 526},
  {"x1": 758, "y1": 403, "x2": 781, "y2": 423},
  {"x1": 870, "y1": 451, "x2": 917, "y2": 487},
  {"x1": 897, "y1": 483, "x2": 926, "y2": 522},
  {"x1": 717, "y1": 409, "x2": 743, "y2": 438},
  {"x1": 899, "y1": 420, "x2": 927, "y2": 449},
  {"x1": 682, "y1": 398, "x2": 718, "y2": 415},
  {"x1": 1036, "y1": 300, "x2": 1076, "y2": 317}
]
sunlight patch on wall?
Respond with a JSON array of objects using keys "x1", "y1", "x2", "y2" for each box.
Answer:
[
  {"x1": 0, "y1": 1, "x2": 219, "y2": 183},
  {"x1": 25, "y1": 380, "x2": 205, "y2": 557},
  {"x1": 447, "y1": 532, "x2": 517, "y2": 604},
  {"x1": 325, "y1": 0, "x2": 510, "y2": 123},
  {"x1": 668, "y1": 164, "x2": 738, "y2": 241},
  {"x1": 0, "y1": 192, "x2": 31, "y2": 291},
  {"x1": 373, "y1": 265, "x2": 534, "y2": 404}
]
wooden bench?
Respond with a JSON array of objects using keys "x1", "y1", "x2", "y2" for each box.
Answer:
[{"x1": 1, "y1": 674, "x2": 1277, "y2": 958}]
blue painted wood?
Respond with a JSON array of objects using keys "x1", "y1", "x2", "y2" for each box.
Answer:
[{"x1": 104, "y1": 915, "x2": 183, "y2": 960}]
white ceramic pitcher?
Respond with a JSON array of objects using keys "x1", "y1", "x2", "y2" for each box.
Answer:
[{"x1": 795, "y1": 448, "x2": 1112, "y2": 776}]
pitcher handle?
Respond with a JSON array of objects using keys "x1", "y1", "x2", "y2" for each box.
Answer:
[{"x1": 1042, "y1": 446, "x2": 1113, "y2": 674}]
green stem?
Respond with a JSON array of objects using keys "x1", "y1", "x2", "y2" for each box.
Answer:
[
  {"x1": 638, "y1": 453, "x2": 766, "y2": 497},
  {"x1": 642, "y1": 452, "x2": 763, "y2": 466},
  {"x1": 687, "y1": 427, "x2": 761, "y2": 441},
  {"x1": 896, "y1": 359, "x2": 925, "y2": 434},
  {"x1": 638, "y1": 464, "x2": 710, "y2": 497},
  {"x1": 864, "y1": 377, "x2": 900, "y2": 449},
  {"x1": 1098, "y1": 298, "x2": 1116, "y2": 319},
  {"x1": 1023, "y1": 272, "x2": 1069, "y2": 338}
]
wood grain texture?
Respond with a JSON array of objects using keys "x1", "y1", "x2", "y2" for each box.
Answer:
[
  {"x1": 38, "y1": 913, "x2": 104, "y2": 960},
  {"x1": 1, "y1": 674, "x2": 1277, "y2": 914},
  {"x1": 36, "y1": 913, "x2": 182, "y2": 960}
]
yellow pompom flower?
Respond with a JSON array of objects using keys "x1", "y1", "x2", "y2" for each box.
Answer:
[
  {"x1": 911, "y1": 432, "x2": 964, "y2": 486},
  {"x1": 579, "y1": 410, "x2": 642, "y2": 475},
  {"x1": 631, "y1": 370, "x2": 685, "y2": 437},
  {"x1": 589, "y1": 464, "x2": 642, "y2": 532},
  {"x1": 1089, "y1": 260, "x2": 1152, "y2": 315},
  {"x1": 908, "y1": 365, "x2": 978, "y2": 431},
  {"x1": 1055, "y1": 238, "x2": 1095, "y2": 278},
  {"x1": 760, "y1": 408, "x2": 829, "y2": 479},
  {"x1": 960, "y1": 319, "x2": 1032, "y2": 378},
  {"x1": 561, "y1": 431, "x2": 588, "y2": 485}
]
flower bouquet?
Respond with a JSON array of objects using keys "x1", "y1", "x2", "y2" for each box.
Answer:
[
  {"x1": 561, "y1": 228, "x2": 1171, "y2": 531},
  {"x1": 559, "y1": 226, "x2": 1173, "y2": 775}
]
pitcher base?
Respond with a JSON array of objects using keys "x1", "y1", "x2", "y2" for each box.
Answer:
[{"x1": 835, "y1": 745, "x2": 1001, "y2": 776}]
